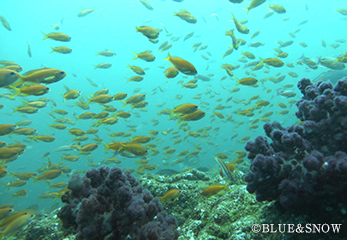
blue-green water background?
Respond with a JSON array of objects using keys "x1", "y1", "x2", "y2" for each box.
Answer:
[{"x1": 0, "y1": 0, "x2": 346, "y2": 211}]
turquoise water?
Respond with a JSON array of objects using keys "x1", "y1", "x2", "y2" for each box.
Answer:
[{"x1": 0, "y1": 0, "x2": 346, "y2": 214}]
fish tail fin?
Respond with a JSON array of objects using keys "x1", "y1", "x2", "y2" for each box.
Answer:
[
  {"x1": 135, "y1": 26, "x2": 139, "y2": 32},
  {"x1": 163, "y1": 52, "x2": 171, "y2": 61},
  {"x1": 230, "y1": 12, "x2": 235, "y2": 20},
  {"x1": 167, "y1": 108, "x2": 174, "y2": 119},
  {"x1": 41, "y1": 31, "x2": 48, "y2": 40},
  {"x1": 131, "y1": 51, "x2": 138, "y2": 61},
  {"x1": 49, "y1": 46, "x2": 55, "y2": 54},
  {"x1": 11, "y1": 106, "x2": 18, "y2": 113},
  {"x1": 125, "y1": 62, "x2": 131, "y2": 69},
  {"x1": 176, "y1": 116, "x2": 183, "y2": 125},
  {"x1": 234, "y1": 77, "x2": 240, "y2": 87},
  {"x1": 121, "y1": 101, "x2": 127, "y2": 108},
  {"x1": 10, "y1": 86, "x2": 21, "y2": 98},
  {"x1": 118, "y1": 141, "x2": 125, "y2": 152},
  {"x1": 33, "y1": 177, "x2": 39, "y2": 184},
  {"x1": 103, "y1": 142, "x2": 110, "y2": 151},
  {"x1": 53, "y1": 195, "x2": 60, "y2": 201},
  {"x1": 85, "y1": 96, "x2": 92, "y2": 105}
]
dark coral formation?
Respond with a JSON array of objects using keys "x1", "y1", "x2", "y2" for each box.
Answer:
[
  {"x1": 57, "y1": 167, "x2": 179, "y2": 240},
  {"x1": 244, "y1": 78, "x2": 347, "y2": 216}
]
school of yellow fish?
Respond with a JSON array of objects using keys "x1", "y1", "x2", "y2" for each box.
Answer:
[{"x1": 0, "y1": 0, "x2": 346, "y2": 237}]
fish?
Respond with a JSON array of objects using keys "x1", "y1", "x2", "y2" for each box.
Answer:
[
  {"x1": 156, "y1": 189, "x2": 181, "y2": 202},
  {"x1": 168, "y1": 103, "x2": 199, "y2": 119},
  {"x1": 131, "y1": 51, "x2": 155, "y2": 62},
  {"x1": 27, "y1": 42, "x2": 32, "y2": 58},
  {"x1": 122, "y1": 94, "x2": 146, "y2": 108},
  {"x1": 78, "y1": 9, "x2": 98, "y2": 17},
  {"x1": 174, "y1": 9, "x2": 197, "y2": 23},
  {"x1": 60, "y1": 89, "x2": 81, "y2": 103},
  {"x1": 0, "y1": 13, "x2": 11, "y2": 31},
  {"x1": 33, "y1": 170, "x2": 63, "y2": 184},
  {"x1": 164, "y1": 53, "x2": 197, "y2": 75},
  {"x1": 230, "y1": 13, "x2": 249, "y2": 34},
  {"x1": 184, "y1": 31, "x2": 194, "y2": 41},
  {"x1": 165, "y1": 67, "x2": 179, "y2": 83},
  {"x1": 125, "y1": 63, "x2": 145, "y2": 75},
  {"x1": 135, "y1": 26, "x2": 159, "y2": 39},
  {"x1": 318, "y1": 57, "x2": 345, "y2": 70},
  {"x1": 93, "y1": 63, "x2": 112, "y2": 70},
  {"x1": 0, "y1": 212, "x2": 35, "y2": 239},
  {"x1": 118, "y1": 142, "x2": 148, "y2": 156},
  {"x1": 50, "y1": 46, "x2": 72, "y2": 54},
  {"x1": 16, "y1": 68, "x2": 66, "y2": 86},
  {"x1": 244, "y1": 0, "x2": 266, "y2": 15},
  {"x1": 176, "y1": 110, "x2": 206, "y2": 125},
  {"x1": 10, "y1": 190, "x2": 27, "y2": 199},
  {"x1": 234, "y1": 77, "x2": 258, "y2": 87},
  {"x1": 95, "y1": 50, "x2": 116, "y2": 57},
  {"x1": 214, "y1": 156, "x2": 234, "y2": 182},
  {"x1": 224, "y1": 29, "x2": 239, "y2": 50},
  {"x1": 139, "y1": 0, "x2": 153, "y2": 10},
  {"x1": 201, "y1": 183, "x2": 231, "y2": 197},
  {"x1": 41, "y1": 31, "x2": 71, "y2": 42},
  {"x1": 0, "y1": 69, "x2": 20, "y2": 88},
  {"x1": 11, "y1": 84, "x2": 50, "y2": 98},
  {"x1": 267, "y1": 3, "x2": 286, "y2": 14}
]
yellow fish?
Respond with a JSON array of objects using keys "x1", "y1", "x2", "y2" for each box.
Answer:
[
  {"x1": 11, "y1": 84, "x2": 49, "y2": 98},
  {"x1": 165, "y1": 67, "x2": 179, "y2": 83},
  {"x1": 50, "y1": 46, "x2": 72, "y2": 54},
  {"x1": 78, "y1": 9, "x2": 98, "y2": 17},
  {"x1": 0, "y1": 69, "x2": 20, "y2": 88},
  {"x1": 164, "y1": 53, "x2": 197, "y2": 75},
  {"x1": 177, "y1": 109, "x2": 206, "y2": 125},
  {"x1": 16, "y1": 68, "x2": 66, "y2": 86},
  {"x1": 0, "y1": 13, "x2": 11, "y2": 31},
  {"x1": 135, "y1": 26, "x2": 159, "y2": 39},
  {"x1": 230, "y1": 13, "x2": 249, "y2": 34},
  {"x1": 95, "y1": 50, "x2": 116, "y2": 57},
  {"x1": 156, "y1": 189, "x2": 181, "y2": 203},
  {"x1": 201, "y1": 183, "x2": 231, "y2": 197},
  {"x1": 41, "y1": 31, "x2": 71, "y2": 42},
  {"x1": 244, "y1": 0, "x2": 266, "y2": 15},
  {"x1": 33, "y1": 170, "x2": 62, "y2": 184},
  {"x1": 0, "y1": 213, "x2": 35, "y2": 239}
]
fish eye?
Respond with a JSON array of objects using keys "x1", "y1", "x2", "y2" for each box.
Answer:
[
  {"x1": 10, "y1": 71, "x2": 15, "y2": 75},
  {"x1": 60, "y1": 71, "x2": 65, "y2": 74}
]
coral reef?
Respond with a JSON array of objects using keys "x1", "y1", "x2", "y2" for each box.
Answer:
[
  {"x1": 244, "y1": 78, "x2": 347, "y2": 217},
  {"x1": 14, "y1": 167, "x2": 347, "y2": 239},
  {"x1": 57, "y1": 166, "x2": 179, "y2": 240}
]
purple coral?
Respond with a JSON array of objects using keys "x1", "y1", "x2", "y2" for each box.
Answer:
[
  {"x1": 57, "y1": 167, "x2": 179, "y2": 240},
  {"x1": 244, "y1": 78, "x2": 347, "y2": 216}
]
